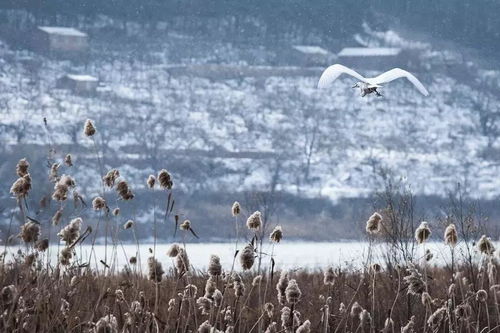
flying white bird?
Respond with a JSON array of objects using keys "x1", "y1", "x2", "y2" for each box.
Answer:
[{"x1": 317, "y1": 64, "x2": 429, "y2": 97}]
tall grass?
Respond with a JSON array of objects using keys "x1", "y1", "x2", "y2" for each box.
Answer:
[{"x1": 1, "y1": 121, "x2": 500, "y2": 332}]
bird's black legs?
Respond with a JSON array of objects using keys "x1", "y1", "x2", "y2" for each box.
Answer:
[{"x1": 375, "y1": 89, "x2": 383, "y2": 97}]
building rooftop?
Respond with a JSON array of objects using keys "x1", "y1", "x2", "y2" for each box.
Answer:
[
  {"x1": 292, "y1": 45, "x2": 330, "y2": 55},
  {"x1": 338, "y1": 47, "x2": 402, "y2": 57},
  {"x1": 66, "y1": 74, "x2": 98, "y2": 82},
  {"x1": 38, "y1": 26, "x2": 87, "y2": 37}
]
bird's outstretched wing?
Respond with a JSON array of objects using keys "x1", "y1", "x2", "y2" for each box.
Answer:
[
  {"x1": 370, "y1": 68, "x2": 429, "y2": 96},
  {"x1": 317, "y1": 64, "x2": 367, "y2": 88}
]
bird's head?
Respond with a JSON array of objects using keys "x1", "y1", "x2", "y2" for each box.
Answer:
[{"x1": 352, "y1": 82, "x2": 361, "y2": 89}]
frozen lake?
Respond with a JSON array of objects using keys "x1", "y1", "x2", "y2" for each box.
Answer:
[{"x1": 6, "y1": 241, "x2": 484, "y2": 272}]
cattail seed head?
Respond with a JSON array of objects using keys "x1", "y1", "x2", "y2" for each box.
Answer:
[
  {"x1": 196, "y1": 297, "x2": 212, "y2": 315},
  {"x1": 476, "y1": 289, "x2": 488, "y2": 302},
  {"x1": 401, "y1": 316, "x2": 415, "y2": 333},
  {"x1": 239, "y1": 243, "x2": 255, "y2": 270},
  {"x1": 57, "y1": 217, "x2": 82, "y2": 245},
  {"x1": 59, "y1": 247, "x2": 73, "y2": 265},
  {"x1": 123, "y1": 220, "x2": 134, "y2": 230},
  {"x1": 246, "y1": 211, "x2": 262, "y2": 230},
  {"x1": 175, "y1": 248, "x2": 190, "y2": 275},
  {"x1": 366, "y1": 212, "x2": 383, "y2": 234},
  {"x1": 427, "y1": 307, "x2": 446, "y2": 330},
  {"x1": 403, "y1": 265, "x2": 426, "y2": 295},
  {"x1": 1, "y1": 285, "x2": 17, "y2": 304},
  {"x1": 147, "y1": 175, "x2": 156, "y2": 189},
  {"x1": 213, "y1": 289, "x2": 223, "y2": 307},
  {"x1": 323, "y1": 267, "x2": 336, "y2": 286},
  {"x1": 64, "y1": 154, "x2": 73, "y2": 167},
  {"x1": 180, "y1": 220, "x2": 191, "y2": 231},
  {"x1": 285, "y1": 279, "x2": 301, "y2": 304},
  {"x1": 103, "y1": 169, "x2": 120, "y2": 187},
  {"x1": 478, "y1": 235, "x2": 495, "y2": 255},
  {"x1": 204, "y1": 276, "x2": 217, "y2": 298},
  {"x1": 415, "y1": 221, "x2": 431, "y2": 244},
  {"x1": 95, "y1": 314, "x2": 118, "y2": 333},
  {"x1": 158, "y1": 169, "x2": 173, "y2": 189},
  {"x1": 147, "y1": 257, "x2": 164, "y2": 282},
  {"x1": 208, "y1": 255, "x2": 222, "y2": 276},
  {"x1": 16, "y1": 158, "x2": 30, "y2": 177},
  {"x1": 455, "y1": 303, "x2": 472, "y2": 320},
  {"x1": 359, "y1": 309, "x2": 371, "y2": 326},
  {"x1": 83, "y1": 119, "x2": 96, "y2": 137},
  {"x1": 269, "y1": 226, "x2": 283, "y2": 243},
  {"x1": 129, "y1": 256, "x2": 137, "y2": 265},
  {"x1": 296, "y1": 320, "x2": 311, "y2": 333},
  {"x1": 276, "y1": 271, "x2": 289, "y2": 305},
  {"x1": 444, "y1": 223, "x2": 458, "y2": 246},
  {"x1": 52, "y1": 208, "x2": 63, "y2": 226},
  {"x1": 198, "y1": 320, "x2": 212, "y2": 333},
  {"x1": 10, "y1": 174, "x2": 32, "y2": 198},
  {"x1": 167, "y1": 243, "x2": 181, "y2": 257},
  {"x1": 350, "y1": 301, "x2": 363, "y2": 317},
  {"x1": 233, "y1": 273, "x2": 245, "y2": 297},
  {"x1": 265, "y1": 322, "x2": 277, "y2": 333},
  {"x1": 35, "y1": 238, "x2": 49, "y2": 251},
  {"x1": 116, "y1": 179, "x2": 134, "y2": 200},
  {"x1": 20, "y1": 221, "x2": 40, "y2": 243},
  {"x1": 92, "y1": 196, "x2": 107, "y2": 211},
  {"x1": 232, "y1": 201, "x2": 240, "y2": 216},
  {"x1": 112, "y1": 208, "x2": 120, "y2": 216},
  {"x1": 264, "y1": 302, "x2": 274, "y2": 318}
]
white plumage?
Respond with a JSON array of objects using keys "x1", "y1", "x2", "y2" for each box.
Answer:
[{"x1": 317, "y1": 64, "x2": 429, "y2": 97}]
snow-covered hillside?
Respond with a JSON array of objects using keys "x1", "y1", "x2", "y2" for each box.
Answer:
[{"x1": 1, "y1": 13, "x2": 500, "y2": 239}]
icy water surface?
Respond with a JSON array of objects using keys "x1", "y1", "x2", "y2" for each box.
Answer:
[{"x1": 7, "y1": 241, "x2": 483, "y2": 272}]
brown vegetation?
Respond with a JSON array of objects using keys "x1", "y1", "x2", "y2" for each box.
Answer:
[{"x1": 1, "y1": 120, "x2": 499, "y2": 333}]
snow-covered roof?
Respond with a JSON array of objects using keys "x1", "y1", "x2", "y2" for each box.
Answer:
[
  {"x1": 338, "y1": 47, "x2": 402, "y2": 57},
  {"x1": 66, "y1": 74, "x2": 98, "y2": 82},
  {"x1": 38, "y1": 26, "x2": 87, "y2": 37},
  {"x1": 292, "y1": 45, "x2": 330, "y2": 55}
]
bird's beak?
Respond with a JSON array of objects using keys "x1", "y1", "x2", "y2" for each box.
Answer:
[{"x1": 351, "y1": 84, "x2": 357, "y2": 88}]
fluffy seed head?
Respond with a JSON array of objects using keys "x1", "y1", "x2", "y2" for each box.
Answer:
[
  {"x1": 64, "y1": 154, "x2": 73, "y2": 167},
  {"x1": 175, "y1": 248, "x2": 190, "y2": 275},
  {"x1": 403, "y1": 265, "x2": 426, "y2": 295},
  {"x1": 83, "y1": 119, "x2": 96, "y2": 137},
  {"x1": 123, "y1": 220, "x2": 134, "y2": 230},
  {"x1": 147, "y1": 257, "x2": 164, "y2": 282},
  {"x1": 264, "y1": 302, "x2": 274, "y2": 318},
  {"x1": 112, "y1": 208, "x2": 120, "y2": 216},
  {"x1": 476, "y1": 289, "x2": 488, "y2": 302},
  {"x1": 415, "y1": 221, "x2": 431, "y2": 244},
  {"x1": 285, "y1": 279, "x2": 301, "y2": 304},
  {"x1": 116, "y1": 179, "x2": 134, "y2": 200},
  {"x1": 208, "y1": 255, "x2": 222, "y2": 276},
  {"x1": 350, "y1": 301, "x2": 363, "y2": 317},
  {"x1": 180, "y1": 220, "x2": 191, "y2": 231},
  {"x1": 10, "y1": 174, "x2": 32, "y2": 198},
  {"x1": 269, "y1": 226, "x2": 283, "y2": 243},
  {"x1": 20, "y1": 221, "x2": 40, "y2": 243},
  {"x1": 95, "y1": 314, "x2": 118, "y2": 333},
  {"x1": 276, "y1": 271, "x2": 289, "y2": 305},
  {"x1": 16, "y1": 158, "x2": 30, "y2": 177},
  {"x1": 167, "y1": 243, "x2": 181, "y2": 257},
  {"x1": 103, "y1": 169, "x2": 120, "y2": 187},
  {"x1": 158, "y1": 169, "x2": 173, "y2": 189},
  {"x1": 59, "y1": 247, "x2": 73, "y2": 265},
  {"x1": 246, "y1": 211, "x2": 262, "y2": 230},
  {"x1": 198, "y1": 320, "x2": 212, "y2": 333},
  {"x1": 147, "y1": 175, "x2": 156, "y2": 189},
  {"x1": 57, "y1": 217, "x2": 82, "y2": 245},
  {"x1": 92, "y1": 196, "x2": 107, "y2": 211},
  {"x1": 296, "y1": 320, "x2": 311, "y2": 333},
  {"x1": 366, "y1": 212, "x2": 383, "y2": 234},
  {"x1": 359, "y1": 309, "x2": 371, "y2": 326},
  {"x1": 444, "y1": 223, "x2": 458, "y2": 246},
  {"x1": 324, "y1": 267, "x2": 336, "y2": 286},
  {"x1": 52, "y1": 208, "x2": 63, "y2": 226},
  {"x1": 478, "y1": 235, "x2": 495, "y2": 255},
  {"x1": 232, "y1": 201, "x2": 240, "y2": 216},
  {"x1": 239, "y1": 243, "x2": 255, "y2": 270},
  {"x1": 35, "y1": 238, "x2": 49, "y2": 251}
]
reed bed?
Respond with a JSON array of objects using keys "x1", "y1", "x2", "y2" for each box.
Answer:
[{"x1": 1, "y1": 120, "x2": 500, "y2": 333}]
